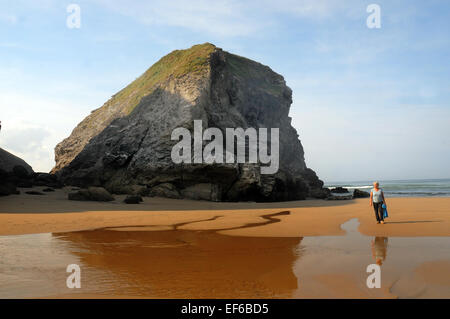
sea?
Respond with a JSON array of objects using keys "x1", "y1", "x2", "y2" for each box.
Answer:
[{"x1": 324, "y1": 178, "x2": 450, "y2": 197}]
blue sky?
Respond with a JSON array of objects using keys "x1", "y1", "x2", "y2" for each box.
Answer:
[{"x1": 0, "y1": 0, "x2": 449, "y2": 182}]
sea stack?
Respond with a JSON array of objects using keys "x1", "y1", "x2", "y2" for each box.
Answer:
[{"x1": 52, "y1": 43, "x2": 326, "y2": 201}]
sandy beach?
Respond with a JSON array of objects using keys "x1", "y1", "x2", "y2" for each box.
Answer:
[
  {"x1": 0, "y1": 186, "x2": 449, "y2": 299},
  {"x1": 1, "y1": 186, "x2": 449, "y2": 237}
]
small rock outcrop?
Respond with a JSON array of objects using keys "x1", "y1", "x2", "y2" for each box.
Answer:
[
  {"x1": 330, "y1": 187, "x2": 349, "y2": 194},
  {"x1": 353, "y1": 189, "x2": 370, "y2": 198},
  {"x1": 68, "y1": 187, "x2": 114, "y2": 202},
  {"x1": 52, "y1": 43, "x2": 327, "y2": 202},
  {"x1": 124, "y1": 195, "x2": 143, "y2": 204},
  {"x1": 0, "y1": 147, "x2": 64, "y2": 196},
  {"x1": 25, "y1": 191, "x2": 45, "y2": 195},
  {"x1": 326, "y1": 194, "x2": 353, "y2": 200}
]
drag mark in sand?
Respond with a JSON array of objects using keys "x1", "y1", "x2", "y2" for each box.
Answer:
[{"x1": 91, "y1": 210, "x2": 291, "y2": 233}]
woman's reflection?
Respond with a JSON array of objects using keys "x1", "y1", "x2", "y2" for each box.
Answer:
[{"x1": 371, "y1": 237, "x2": 388, "y2": 266}]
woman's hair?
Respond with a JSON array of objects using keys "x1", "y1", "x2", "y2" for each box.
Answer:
[{"x1": 373, "y1": 181, "x2": 379, "y2": 187}]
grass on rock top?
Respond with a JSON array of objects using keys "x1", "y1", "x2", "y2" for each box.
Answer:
[
  {"x1": 106, "y1": 43, "x2": 217, "y2": 115},
  {"x1": 87, "y1": 42, "x2": 285, "y2": 125}
]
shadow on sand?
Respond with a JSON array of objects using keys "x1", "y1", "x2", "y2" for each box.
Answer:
[
  {"x1": 385, "y1": 220, "x2": 442, "y2": 224},
  {"x1": 0, "y1": 186, "x2": 356, "y2": 214}
]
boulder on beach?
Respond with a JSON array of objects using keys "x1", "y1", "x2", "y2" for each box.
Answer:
[
  {"x1": 123, "y1": 195, "x2": 143, "y2": 204},
  {"x1": 353, "y1": 189, "x2": 370, "y2": 198},
  {"x1": 0, "y1": 147, "x2": 64, "y2": 196},
  {"x1": 33, "y1": 173, "x2": 63, "y2": 189},
  {"x1": 148, "y1": 183, "x2": 182, "y2": 199},
  {"x1": 25, "y1": 191, "x2": 45, "y2": 195},
  {"x1": 51, "y1": 43, "x2": 327, "y2": 202},
  {"x1": 330, "y1": 187, "x2": 349, "y2": 194},
  {"x1": 309, "y1": 187, "x2": 331, "y2": 199},
  {"x1": 326, "y1": 194, "x2": 353, "y2": 200},
  {"x1": 68, "y1": 187, "x2": 114, "y2": 202}
]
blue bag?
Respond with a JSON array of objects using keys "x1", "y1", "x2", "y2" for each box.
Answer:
[{"x1": 382, "y1": 204, "x2": 388, "y2": 218}]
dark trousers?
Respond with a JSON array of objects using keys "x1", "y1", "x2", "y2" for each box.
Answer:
[{"x1": 373, "y1": 202, "x2": 384, "y2": 222}]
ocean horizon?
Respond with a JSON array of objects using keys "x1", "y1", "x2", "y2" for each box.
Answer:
[{"x1": 324, "y1": 178, "x2": 450, "y2": 197}]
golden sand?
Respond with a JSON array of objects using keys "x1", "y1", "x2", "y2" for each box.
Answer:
[
  {"x1": 0, "y1": 187, "x2": 449, "y2": 299},
  {"x1": 0, "y1": 186, "x2": 449, "y2": 237}
]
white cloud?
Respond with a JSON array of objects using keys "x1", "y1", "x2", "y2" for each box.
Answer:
[
  {"x1": 95, "y1": 0, "x2": 362, "y2": 37},
  {"x1": 269, "y1": 0, "x2": 361, "y2": 19},
  {"x1": 0, "y1": 92, "x2": 88, "y2": 172},
  {"x1": 96, "y1": 0, "x2": 264, "y2": 37}
]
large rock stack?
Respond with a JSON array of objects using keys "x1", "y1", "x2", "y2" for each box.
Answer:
[{"x1": 52, "y1": 43, "x2": 327, "y2": 202}]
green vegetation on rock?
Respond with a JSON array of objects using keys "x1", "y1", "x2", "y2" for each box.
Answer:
[{"x1": 108, "y1": 43, "x2": 217, "y2": 115}]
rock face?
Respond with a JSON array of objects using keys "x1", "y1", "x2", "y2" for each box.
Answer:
[
  {"x1": 353, "y1": 189, "x2": 370, "y2": 198},
  {"x1": 124, "y1": 195, "x2": 143, "y2": 204},
  {"x1": 326, "y1": 194, "x2": 353, "y2": 200},
  {"x1": 0, "y1": 148, "x2": 33, "y2": 196},
  {"x1": 0, "y1": 148, "x2": 63, "y2": 196},
  {"x1": 68, "y1": 187, "x2": 114, "y2": 202},
  {"x1": 330, "y1": 187, "x2": 349, "y2": 194},
  {"x1": 0, "y1": 148, "x2": 33, "y2": 174},
  {"x1": 52, "y1": 43, "x2": 326, "y2": 202}
]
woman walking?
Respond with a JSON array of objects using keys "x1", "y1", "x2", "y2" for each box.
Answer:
[{"x1": 370, "y1": 181, "x2": 387, "y2": 224}]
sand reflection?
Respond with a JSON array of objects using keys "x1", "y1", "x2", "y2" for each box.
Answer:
[
  {"x1": 1, "y1": 217, "x2": 449, "y2": 298},
  {"x1": 372, "y1": 237, "x2": 388, "y2": 266},
  {"x1": 52, "y1": 228, "x2": 301, "y2": 298}
]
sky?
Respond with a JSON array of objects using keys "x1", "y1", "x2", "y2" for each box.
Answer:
[{"x1": 0, "y1": 0, "x2": 449, "y2": 182}]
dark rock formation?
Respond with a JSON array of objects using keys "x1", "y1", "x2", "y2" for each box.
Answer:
[
  {"x1": 309, "y1": 187, "x2": 331, "y2": 199},
  {"x1": 17, "y1": 180, "x2": 33, "y2": 188},
  {"x1": 353, "y1": 189, "x2": 370, "y2": 198},
  {"x1": 52, "y1": 43, "x2": 327, "y2": 202},
  {"x1": 326, "y1": 194, "x2": 353, "y2": 200},
  {"x1": 25, "y1": 191, "x2": 45, "y2": 195},
  {"x1": 124, "y1": 195, "x2": 143, "y2": 204},
  {"x1": 0, "y1": 148, "x2": 33, "y2": 174},
  {"x1": 148, "y1": 183, "x2": 181, "y2": 199},
  {"x1": 330, "y1": 187, "x2": 349, "y2": 194},
  {"x1": 33, "y1": 173, "x2": 63, "y2": 189},
  {"x1": 0, "y1": 149, "x2": 34, "y2": 196},
  {"x1": 0, "y1": 148, "x2": 63, "y2": 196},
  {"x1": 68, "y1": 187, "x2": 114, "y2": 202},
  {"x1": 13, "y1": 165, "x2": 30, "y2": 179},
  {"x1": 68, "y1": 190, "x2": 90, "y2": 201},
  {"x1": 0, "y1": 179, "x2": 18, "y2": 196}
]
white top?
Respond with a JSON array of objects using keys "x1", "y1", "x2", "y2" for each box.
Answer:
[{"x1": 372, "y1": 188, "x2": 383, "y2": 203}]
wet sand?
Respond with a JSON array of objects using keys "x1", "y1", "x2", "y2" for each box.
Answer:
[
  {"x1": 0, "y1": 187, "x2": 449, "y2": 298},
  {"x1": 1, "y1": 219, "x2": 449, "y2": 299}
]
